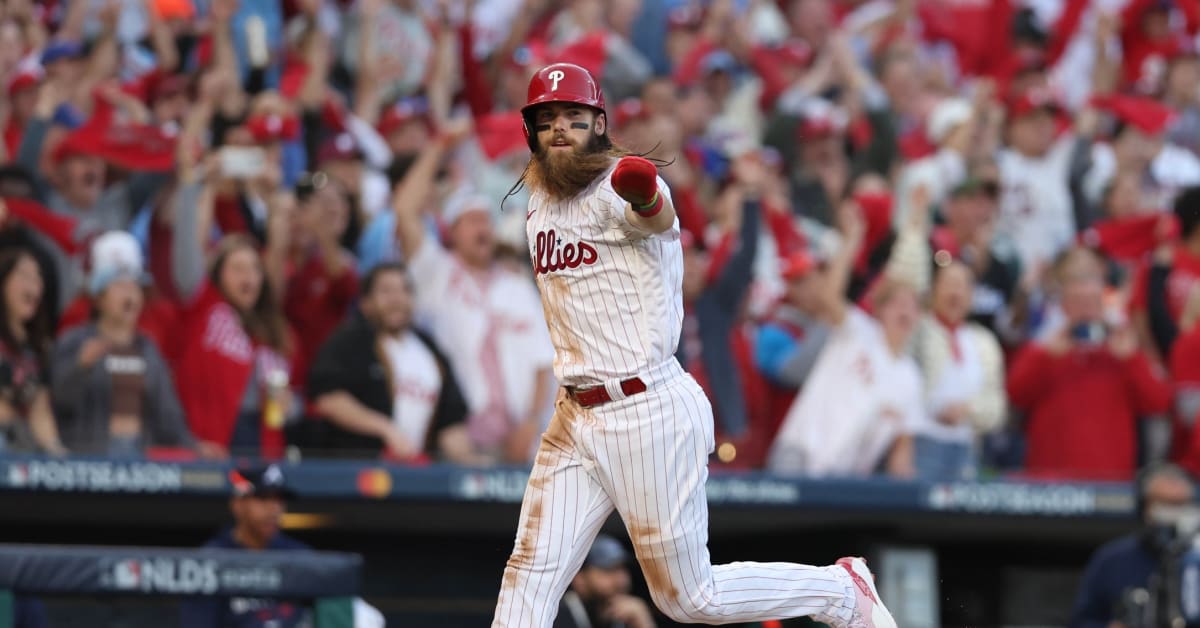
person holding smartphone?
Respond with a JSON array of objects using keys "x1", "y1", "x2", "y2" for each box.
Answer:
[{"x1": 1008, "y1": 247, "x2": 1173, "y2": 480}]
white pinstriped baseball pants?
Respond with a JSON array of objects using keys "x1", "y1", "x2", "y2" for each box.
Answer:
[{"x1": 493, "y1": 360, "x2": 856, "y2": 627}]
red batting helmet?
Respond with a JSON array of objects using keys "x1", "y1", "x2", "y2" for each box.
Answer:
[{"x1": 521, "y1": 63, "x2": 606, "y2": 151}]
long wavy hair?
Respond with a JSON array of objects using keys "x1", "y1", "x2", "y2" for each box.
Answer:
[
  {"x1": 0, "y1": 248, "x2": 52, "y2": 362},
  {"x1": 207, "y1": 234, "x2": 292, "y2": 355}
]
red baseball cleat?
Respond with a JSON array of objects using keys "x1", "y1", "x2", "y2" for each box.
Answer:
[{"x1": 837, "y1": 557, "x2": 898, "y2": 628}]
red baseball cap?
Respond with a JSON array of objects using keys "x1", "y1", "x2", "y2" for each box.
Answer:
[
  {"x1": 317, "y1": 133, "x2": 362, "y2": 164},
  {"x1": 780, "y1": 250, "x2": 817, "y2": 280},
  {"x1": 1007, "y1": 86, "x2": 1061, "y2": 119},
  {"x1": 615, "y1": 98, "x2": 650, "y2": 127},
  {"x1": 378, "y1": 98, "x2": 431, "y2": 136},
  {"x1": 7, "y1": 69, "x2": 42, "y2": 96},
  {"x1": 1093, "y1": 94, "x2": 1177, "y2": 136},
  {"x1": 245, "y1": 113, "x2": 300, "y2": 143}
]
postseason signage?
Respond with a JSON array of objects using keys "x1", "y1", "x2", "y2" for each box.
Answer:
[
  {"x1": 1, "y1": 459, "x2": 226, "y2": 495},
  {"x1": 0, "y1": 459, "x2": 1137, "y2": 517},
  {"x1": 925, "y1": 482, "x2": 1135, "y2": 517},
  {"x1": 0, "y1": 545, "x2": 362, "y2": 597}
]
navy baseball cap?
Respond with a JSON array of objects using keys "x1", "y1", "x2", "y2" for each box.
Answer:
[
  {"x1": 583, "y1": 535, "x2": 629, "y2": 570},
  {"x1": 228, "y1": 464, "x2": 295, "y2": 499},
  {"x1": 41, "y1": 41, "x2": 85, "y2": 65}
]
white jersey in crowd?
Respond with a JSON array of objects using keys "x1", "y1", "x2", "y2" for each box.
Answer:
[
  {"x1": 997, "y1": 134, "x2": 1078, "y2": 273},
  {"x1": 408, "y1": 239, "x2": 555, "y2": 427},
  {"x1": 380, "y1": 330, "x2": 443, "y2": 448},
  {"x1": 768, "y1": 307, "x2": 924, "y2": 476},
  {"x1": 524, "y1": 164, "x2": 683, "y2": 387}
]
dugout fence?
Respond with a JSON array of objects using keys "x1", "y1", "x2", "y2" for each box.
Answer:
[{"x1": 0, "y1": 544, "x2": 362, "y2": 627}]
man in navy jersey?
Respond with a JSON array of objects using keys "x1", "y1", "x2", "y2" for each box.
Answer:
[{"x1": 179, "y1": 464, "x2": 310, "y2": 628}]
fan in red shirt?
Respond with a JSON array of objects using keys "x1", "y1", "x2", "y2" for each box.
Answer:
[
  {"x1": 1173, "y1": 292, "x2": 1200, "y2": 474},
  {"x1": 1119, "y1": 0, "x2": 1200, "y2": 94},
  {"x1": 275, "y1": 171, "x2": 358, "y2": 392},
  {"x1": 1008, "y1": 247, "x2": 1172, "y2": 480},
  {"x1": 3, "y1": 71, "x2": 41, "y2": 163},
  {"x1": 175, "y1": 235, "x2": 297, "y2": 459},
  {"x1": 1131, "y1": 186, "x2": 1200, "y2": 359}
]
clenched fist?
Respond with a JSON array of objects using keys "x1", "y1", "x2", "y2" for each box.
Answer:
[{"x1": 611, "y1": 155, "x2": 660, "y2": 212}]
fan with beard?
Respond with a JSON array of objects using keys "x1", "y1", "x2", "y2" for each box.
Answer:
[{"x1": 524, "y1": 132, "x2": 631, "y2": 201}]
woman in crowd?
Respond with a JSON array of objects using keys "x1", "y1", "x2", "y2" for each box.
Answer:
[
  {"x1": 172, "y1": 164, "x2": 298, "y2": 459},
  {"x1": 0, "y1": 248, "x2": 65, "y2": 455},
  {"x1": 51, "y1": 231, "x2": 217, "y2": 458},
  {"x1": 910, "y1": 259, "x2": 1007, "y2": 480}
]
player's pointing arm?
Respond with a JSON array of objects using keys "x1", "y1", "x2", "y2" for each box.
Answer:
[{"x1": 612, "y1": 155, "x2": 677, "y2": 234}]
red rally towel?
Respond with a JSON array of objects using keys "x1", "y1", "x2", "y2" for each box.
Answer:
[
  {"x1": 1080, "y1": 214, "x2": 1179, "y2": 261},
  {"x1": 2, "y1": 197, "x2": 81, "y2": 254}
]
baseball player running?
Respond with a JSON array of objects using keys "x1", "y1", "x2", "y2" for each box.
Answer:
[
  {"x1": 493, "y1": 63, "x2": 897, "y2": 628},
  {"x1": 492, "y1": 65, "x2": 897, "y2": 628}
]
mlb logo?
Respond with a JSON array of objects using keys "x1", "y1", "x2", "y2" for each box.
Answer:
[
  {"x1": 460, "y1": 474, "x2": 485, "y2": 500},
  {"x1": 114, "y1": 560, "x2": 141, "y2": 590},
  {"x1": 6, "y1": 464, "x2": 27, "y2": 487}
]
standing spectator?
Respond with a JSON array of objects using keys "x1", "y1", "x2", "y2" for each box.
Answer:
[
  {"x1": 179, "y1": 464, "x2": 312, "y2": 628},
  {"x1": 996, "y1": 88, "x2": 1081, "y2": 275},
  {"x1": 306, "y1": 262, "x2": 484, "y2": 464},
  {"x1": 1137, "y1": 185, "x2": 1200, "y2": 359},
  {"x1": 270, "y1": 174, "x2": 359, "y2": 392},
  {"x1": 1163, "y1": 51, "x2": 1200, "y2": 156},
  {"x1": 1170, "y1": 287, "x2": 1200, "y2": 473},
  {"x1": 556, "y1": 534, "x2": 657, "y2": 628},
  {"x1": 172, "y1": 166, "x2": 297, "y2": 458},
  {"x1": 1085, "y1": 95, "x2": 1200, "y2": 216},
  {"x1": 49, "y1": 233, "x2": 215, "y2": 458},
  {"x1": 767, "y1": 202, "x2": 923, "y2": 477},
  {"x1": 16, "y1": 78, "x2": 172, "y2": 303},
  {"x1": 930, "y1": 176, "x2": 1021, "y2": 337},
  {"x1": 0, "y1": 192, "x2": 67, "y2": 323},
  {"x1": 55, "y1": 230, "x2": 181, "y2": 368},
  {"x1": 0, "y1": 248, "x2": 65, "y2": 455},
  {"x1": 678, "y1": 154, "x2": 765, "y2": 443},
  {"x1": 391, "y1": 123, "x2": 555, "y2": 465},
  {"x1": 751, "y1": 249, "x2": 832, "y2": 466},
  {"x1": 893, "y1": 96, "x2": 975, "y2": 227},
  {"x1": 1008, "y1": 247, "x2": 1172, "y2": 480},
  {"x1": 910, "y1": 260, "x2": 1007, "y2": 480}
]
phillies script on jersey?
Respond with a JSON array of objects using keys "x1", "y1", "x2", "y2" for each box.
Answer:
[{"x1": 532, "y1": 229, "x2": 599, "y2": 275}]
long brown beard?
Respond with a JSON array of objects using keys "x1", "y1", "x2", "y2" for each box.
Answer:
[{"x1": 525, "y1": 135, "x2": 631, "y2": 201}]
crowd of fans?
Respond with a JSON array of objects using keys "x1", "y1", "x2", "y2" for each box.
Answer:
[{"x1": 0, "y1": 0, "x2": 1198, "y2": 483}]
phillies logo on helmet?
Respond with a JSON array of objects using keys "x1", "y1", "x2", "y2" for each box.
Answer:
[{"x1": 549, "y1": 70, "x2": 565, "y2": 91}]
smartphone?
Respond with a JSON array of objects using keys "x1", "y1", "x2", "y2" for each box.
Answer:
[{"x1": 220, "y1": 147, "x2": 266, "y2": 179}]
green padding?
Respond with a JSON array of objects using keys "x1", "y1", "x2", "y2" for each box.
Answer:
[
  {"x1": 0, "y1": 589, "x2": 12, "y2": 628},
  {"x1": 314, "y1": 596, "x2": 355, "y2": 628}
]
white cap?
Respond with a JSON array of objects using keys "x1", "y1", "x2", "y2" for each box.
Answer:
[
  {"x1": 441, "y1": 190, "x2": 493, "y2": 226},
  {"x1": 88, "y1": 230, "x2": 148, "y2": 295},
  {"x1": 926, "y1": 98, "x2": 973, "y2": 145}
]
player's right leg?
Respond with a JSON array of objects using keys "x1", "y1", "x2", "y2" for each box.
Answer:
[{"x1": 492, "y1": 394, "x2": 615, "y2": 628}]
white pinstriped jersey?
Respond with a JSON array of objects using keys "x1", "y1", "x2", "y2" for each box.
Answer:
[{"x1": 524, "y1": 165, "x2": 682, "y2": 387}]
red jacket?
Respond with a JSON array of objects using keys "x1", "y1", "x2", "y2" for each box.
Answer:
[
  {"x1": 283, "y1": 252, "x2": 358, "y2": 392},
  {"x1": 175, "y1": 284, "x2": 292, "y2": 457},
  {"x1": 1008, "y1": 344, "x2": 1172, "y2": 480}
]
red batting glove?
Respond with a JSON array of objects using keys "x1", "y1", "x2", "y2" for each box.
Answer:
[{"x1": 611, "y1": 156, "x2": 663, "y2": 216}]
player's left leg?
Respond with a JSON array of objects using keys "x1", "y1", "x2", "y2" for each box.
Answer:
[{"x1": 591, "y1": 364, "x2": 894, "y2": 627}]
